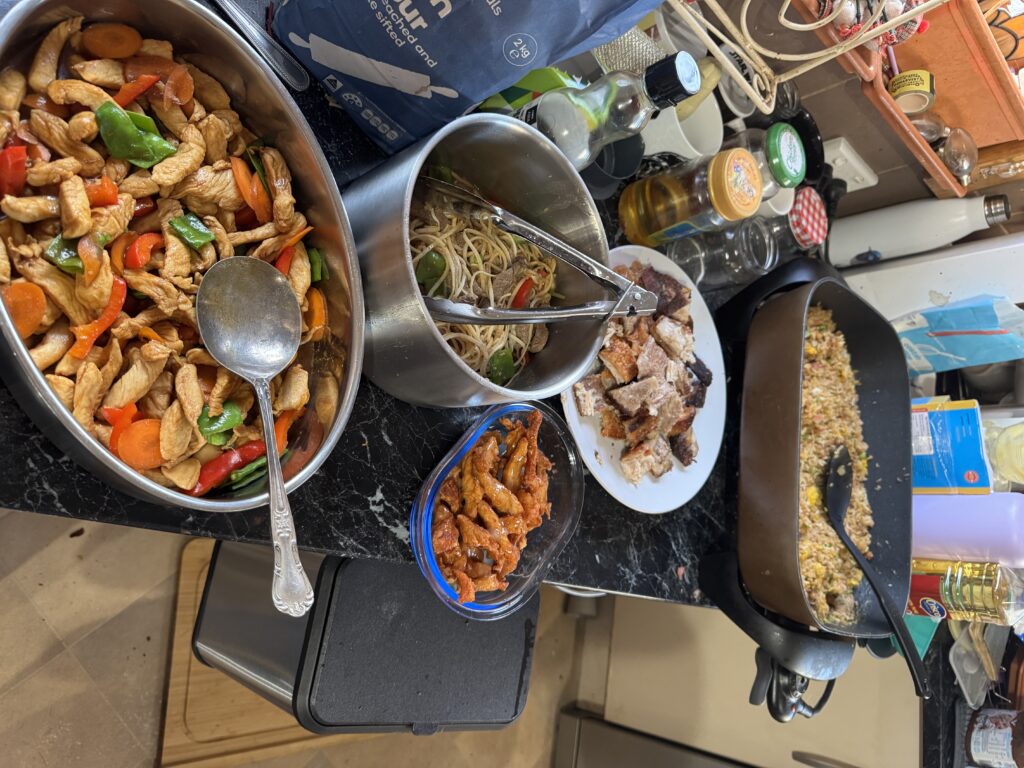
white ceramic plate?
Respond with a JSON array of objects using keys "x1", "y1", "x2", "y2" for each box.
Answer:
[{"x1": 560, "y1": 245, "x2": 726, "y2": 514}]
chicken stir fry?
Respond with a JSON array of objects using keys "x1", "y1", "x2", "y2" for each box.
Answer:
[
  {"x1": 0, "y1": 18, "x2": 335, "y2": 496},
  {"x1": 431, "y1": 409, "x2": 553, "y2": 604}
]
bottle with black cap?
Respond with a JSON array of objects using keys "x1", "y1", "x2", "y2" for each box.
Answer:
[{"x1": 513, "y1": 51, "x2": 701, "y2": 171}]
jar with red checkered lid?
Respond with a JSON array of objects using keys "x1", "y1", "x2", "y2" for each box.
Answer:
[{"x1": 766, "y1": 186, "x2": 828, "y2": 256}]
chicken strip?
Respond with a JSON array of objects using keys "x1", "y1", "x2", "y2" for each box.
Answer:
[
  {"x1": 161, "y1": 458, "x2": 200, "y2": 491},
  {"x1": 46, "y1": 374, "x2": 75, "y2": 409},
  {"x1": 251, "y1": 215, "x2": 308, "y2": 261},
  {"x1": 2, "y1": 194, "x2": 59, "y2": 223},
  {"x1": 227, "y1": 222, "x2": 277, "y2": 246},
  {"x1": 157, "y1": 198, "x2": 191, "y2": 278},
  {"x1": 101, "y1": 157, "x2": 130, "y2": 184},
  {"x1": 184, "y1": 64, "x2": 231, "y2": 110},
  {"x1": 208, "y1": 366, "x2": 238, "y2": 417},
  {"x1": 273, "y1": 365, "x2": 310, "y2": 413},
  {"x1": 0, "y1": 239, "x2": 9, "y2": 285},
  {"x1": 174, "y1": 363, "x2": 205, "y2": 428},
  {"x1": 185, "y1": 347, "x2": 218, "y2": 367},
  {"x1": 67, "y1": 111, "x2": 98, "y2": 143},
  {"x1": 74, "y1": 251, "x2": 113, "y2": 313},
  {"x1": 197, "y1": 114, "x2": 230, "y2": 164},
  {"x1": 260, "y1": 147, "x2": 295, "y2": 233},
  {"x1": 29, "y1": 319, "x2": 73, "y2": 370},
  {"x1": 28, "y1": 17, "x2": 82, "y2": 94},
  {"x1": 139, "y1": 39, "x2": 173, "y2": 59},
  {"x1": 46, "y1": 79, "x2": 115, "y2": 111},
  {"x1": 9, "y1": 243, "x2": 91, "y2": 326},
  {"x1": 148, "y1": 99, "x2": 187, "y2": 139},
  {"x1": 192, "y1": 243, "x2": 216, "y2": 272},
  {"x1": 26, "y1": 157, "x2": 81, "y2": 187},
  {"x1": 211, "y1": 109, "x2": 257, "y2": 148},
  {"x1": 119, "y1": 170, "x2": 159, "y2": 198},
  {"x1": 91, "y1": 193, "x2": 134, "y2": 240},
  {"x1": 54, "y1": 340, "x2": 103, "y2": 377},
  {"x1": 123, "y1": 268, "x2": 191, "y2": 318},
  {"x1": 160, "y1": 400, "x2": 191, "y2": 463},
  {"x1": 287, "y1": 241, "x2": 311, "y2": 307},
  {"x1": 0, "y1": 68, "x2": 26, "y2": 111},
  {"x1": 30, "y1": 109, "x2": 104, "y2": 176},
  {"x1": 72, "y1": 361, "x2": 102, "y2": 434},
  {"x1": 58, "y1": 176, "x2": 91, "y2": 238},
  {"x1": 98, "y1": 337, "x2": 123, "y2": 393},
  {"x1": 0, "y1": 217, "x2": 27, "y2": 249},
  {"x1": 70, "y1": 59, "x2": 124, "y2": 89},
  {"x1": 103, "y1": 341, "x2": 171, "y2": 408},
  {"x1": 152, "y1": 124, "x2": 205, "y2": 187},
  {"x1": 138, "y1": 370, "x2": 172, "y2": 419},
  {"x1": 203, "y1": 215, "x2": 233, "y2": 260},
  {"x1": 170, "y1": 163, "x2": 244, "y2": 214}
]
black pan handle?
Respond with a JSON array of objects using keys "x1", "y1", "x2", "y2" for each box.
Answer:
[{"x1": 715, "y1": 257, "x2": 840, "y2": 344}]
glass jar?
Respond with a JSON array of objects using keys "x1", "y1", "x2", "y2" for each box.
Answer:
[
  {"x1": 619, "y1": 147, "x2": 762, "y2": 246},
  {"x1": 746, "y1": 80, "x2": 802, "y2": 127},
  {"x1": 722, "y1": 123, "x2": 806, "y2": 201},
  {"x1": 766, "y1": 185, "x2": 829, "y2": 259},
  {"x1": 667, "y1": 216, "x2": 778, "y2": 289}
]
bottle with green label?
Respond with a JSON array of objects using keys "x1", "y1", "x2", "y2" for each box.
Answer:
[
  {"x1": 619, "y1": 148, "x2": 763, "y2": 246},
  {"x1": 722, "y1": 122, "x2": 806, "y2": 202},
  {"x1": 513, "y1": 52, "x2": 701, "y2": 171}
]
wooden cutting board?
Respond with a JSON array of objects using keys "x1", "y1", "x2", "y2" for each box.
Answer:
[{"x1": 160, "y1": 539, "x2": 377, "y2": 767}]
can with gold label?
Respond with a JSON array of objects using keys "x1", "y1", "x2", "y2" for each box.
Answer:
[{"x1": 619, "y1": 147, "x2": 763, "y2": 246}]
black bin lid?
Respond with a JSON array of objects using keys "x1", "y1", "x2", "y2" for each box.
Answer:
[{"x1": 295, "y1": 558, "x2": 540, "y2": 735}]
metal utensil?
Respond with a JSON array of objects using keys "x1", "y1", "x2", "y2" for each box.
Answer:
[
  {"x1": 422, "y1": 177, "x2": 658, "y2": 323},
  {"x1": 209, "y1": 0, "x2": 310, "y2": 91},
  {"x1": 196, "y1": 258, "x2": 314, "y2": 617},
  {"x1": 825, "y1": 444, "x2": 929, "y2": 699}
]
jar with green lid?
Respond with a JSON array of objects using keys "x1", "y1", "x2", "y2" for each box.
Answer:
[
  {"x1": 619, "y1": 147, "x2": 763, "y2": 246},
  {"x1": 722, "y1": 122, "x2": 806, "y2": 201}
]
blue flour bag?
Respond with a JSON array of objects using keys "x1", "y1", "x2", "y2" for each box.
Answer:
[{"x1": 273, "y1": 0, "x2": 663, "y2": 152}]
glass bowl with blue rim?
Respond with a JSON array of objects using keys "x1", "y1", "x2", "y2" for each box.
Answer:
[{"x1": 410, "y1": 401, "x2": 584, "y2": 620}]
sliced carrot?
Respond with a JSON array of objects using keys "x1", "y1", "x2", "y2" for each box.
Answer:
[
  {"x1": 117, "y1": 418, "x2": 164, "y2": 471},
  {"x1": 279, "y1": 226, "x2": 313, "y2": 253},
  {"x1": 234, "y1": 205, "x2": 257, "y2": 230},
  {"x1": 230, "y1": 157, "x2": 256, "y2": 210},
  {"x1": 304, "y1": 286, "x2": 327, "y2": 342},
  {"x1": 109, "y1": 232, "x2": 136, "y2": 276},
  {"x1": 137, "y1": 327, "x2": 162, "y2": 343},
  {"x1": 274, "y1": 408, "x2": 305, "y2": 455},
  {"x1": 250, "y1": 173, "x2": 272, "y2": 224},
  {"x1": 102, "y1": 401, "x2": 138, "y2": 456},
  {"x1": 81, "y1": 23, "x2": 143, "y2": 59},
  {"x1": 2, "y1": 282, "x2": 46, "y2": 338},
  {"x1": 162, "y1": 65, "x2": 194, "y2": 110},
  {"x1": 124, "y1": 56, "x2": 178, "y2": 82},
  {"x1": 274, "y1": 245, "x2": 294, "y2": 276}
]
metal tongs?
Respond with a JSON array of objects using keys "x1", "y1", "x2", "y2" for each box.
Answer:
[{"x1": 420, "y1": 178, "x2": 658, "y2": 325}]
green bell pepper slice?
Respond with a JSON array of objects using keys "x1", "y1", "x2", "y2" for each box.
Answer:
[
  {"x1": 415, "y1": 249, "x2": 445, "y2": 288},
  {"x1": 44, "y1": 235, "x2": 83, "y2": 275},
  {"x1": 487, "y1": 348, "x2": 518, "y2": 386},
  {"x1": 126, "y1": 110, "x2": 160, "y2": 136},
  {"x1": 197, "y1": 401, "x2": 244, "y2": 445},
  {"x1": 307, "y1": 247, "x2": 329, "y2": 283},
  {"x1": 169, "y1": 212, "x2": 215, "y2": 249},
  {"x1": 95, "y1": 102, "x2": 177, "y2": 170}
]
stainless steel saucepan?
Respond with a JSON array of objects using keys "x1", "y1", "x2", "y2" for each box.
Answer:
[{"x1": 343, "y1": 114, "x2": 610, "y2": 409}]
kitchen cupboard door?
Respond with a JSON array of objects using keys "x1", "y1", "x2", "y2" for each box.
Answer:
[{"x1": 603, "y1": 599, "x2": 920, "y2": 768}]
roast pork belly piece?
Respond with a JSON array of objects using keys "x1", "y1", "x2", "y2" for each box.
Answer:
[
  {"x1": 620, "y1": 435, "x2": 674, "y2": 484},
  {"x1": 653, "y1": 315, "x2": 694, "y2": 362},
  {"x1": 671, "y1": 430, "x2": 699, "y2": 467},
  {"x1": 600, "y1": 408, "x2": 626, "y2": 439},
  {"x1": 572, "y1": 373, "x2": 610, "y2": 417},
  {"x1": 638, "y1": 265, "x2": 691, "y2": 321},
  {"x1": 608, "y1": 376, "x2": 662, "y2": 417},
  {"x1": 599, "y1": 336, "x2": 638, "y2": 385},
  {"x1": 635, "y1": 335, "x2": 668, "y2": 380}
]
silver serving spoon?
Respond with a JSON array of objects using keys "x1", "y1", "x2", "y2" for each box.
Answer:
[
  {"x1": 826, "y1": 445, "x2": 929, "y2": 699},
  {"x1": 210, "y1": 0, "x2": 311, "y2": 92},
  {"x1": 196, "y1": 257, "x2": 314, "y2": 617}
]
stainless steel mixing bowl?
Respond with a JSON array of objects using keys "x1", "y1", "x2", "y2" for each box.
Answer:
[
  {"x1": 0, "y1": 0, "x2": 364, "y2": 511},
  {"x1": 343, "y1": 114, "x2": 609, "y2": 408}
]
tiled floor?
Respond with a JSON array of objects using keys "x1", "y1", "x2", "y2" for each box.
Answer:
[{"x1": 0, "y1": 509, "x2": 588, "y2": 768}]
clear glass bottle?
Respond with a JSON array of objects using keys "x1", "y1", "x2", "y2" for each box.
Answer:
[
  {"x1": 722, "y1": 122, "x2": 806, "y2": 201},
  {"x1": 513, "y1": 52, "x2": 701, "y2": 171},
  {"x1": 667, "y1": 216, "x2": 778, "y2": 289},
  {"x1": 619, "y1": 147, "x2": 763, "y2": 246},
  {"x1": 908, "y1": 559, "x2": 1024, "y2": 626},
  {"x1": 746, "y1": 79, "x2": 802, "y2": 127}
]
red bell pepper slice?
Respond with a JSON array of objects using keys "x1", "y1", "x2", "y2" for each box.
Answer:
[
  {"x1": 113, "y1": 74, "x2": 160, "y2": 108},
  {"x1": 69, "y1": 276, "x2": 127, "y2": 359},
  {"x1": 84, "y1": 176, "x2": 119, "y2": 207},
  {"x1": 274, "y1": 245, "x2": 295, "y2": 276},
  {"x1": 101, "y1": 401, "x2": 138, "y2": 455},
  {"x1": 0, "y1": 145, "x2": 27, "y2": 198},
  {"x1": 511, "y1": 277, "x2": 534, "y2": 309},
  {"x1": 190, "y1": 440, "x2": 268, "y2": 497},
  {"x1": 124, "y1": 232, "x2": 163, "y2": 270}
]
